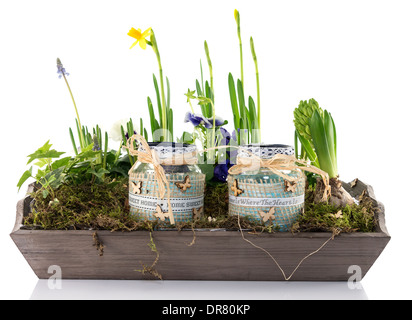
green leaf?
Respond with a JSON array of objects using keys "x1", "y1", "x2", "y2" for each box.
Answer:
[
  {"x1": 42, "y1": 189, "x2": 49, "y2": 199},
  {"x1": 153, "y1": 74, "x2": 163, "y2": 128},
  {"x1": 195, "y1": 79, "x2": 203, "y2": 98},
  {"x1": 228, "y1": 73, "x2": 240, "y2": 130},
  {"x1": 294, "y1": 130, "x2": 299, "y2": 159},
  {"x1": 205, "y1": 81, "x2": 214, "y2": 118},
  {"x1": 27, "y1": 143, "x2": 65, "y2": 164},
  {"x1": 26, "y1": 141, "x2": 51, "y2": 163},
  {"x1": 35, "y1": 168, "x2": 46, "y2": 181},
  {"x1": 323, "y1": 110, "x2": 337, "y2": 174},
  {"x1": 120, "y1": 125, "x2": 127, "y2": 145},
  {"x1": 168, "y1": 108, "x2": 173, "y2": 141},
  {"x1": 88, "y1": 168, "x2": 110, "y2": 180},
  {"x1": 180, "y1": 131, "x2": 194, "y2": 144},
  {"x1": 48, "y1": 167, "x2": 65, "y2": 189},
  {"x1": 34, "y1": 158, "x2": 50, "y2": 168},
  {"x1": 76, "y1": 144, "x2": 99, "y2": 161},
  {"x1": 69, "y1": 127, "x2": 78, "y2": 156},
  {"x1": 17, "y1": 167, "x2": 33, "y2": 191},
  {"x1": 197, "y1": 164, "x2": 215, "y2": 182},
  {"x1": 237, "y1": 79, "x2": 247, "y2": 127},
  {"x1": 147, "y1": 97, "x2": 157, "y2": 136},
  {"x1": 295, "y1": 129, "x2": 319, "y2": 166},
  {"x1": 309, "y1": 110, "x2": 337, "y2": 178},
  {"x1": 103, "y1": 132, "x2": 109, "y2": 170},
  {"x1": 248, "y1": 97, "x2": 260, "y2": 143},
  {"x1": 200, "y1": 60, "x2": 205, "y2": 94},
  {"x1": 51, "y1": 157, "x2": 72, "y2": 171},
  {"x1": 166, "y1": 76, "x2": 171, "y2": 111}
]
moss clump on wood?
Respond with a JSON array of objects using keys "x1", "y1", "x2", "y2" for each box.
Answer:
[
  {"x1": 23, "y1": 179, "x2": 377, "y2": 233},
  {"x1": 291, "y1": 186, "x2": 377, "y2": 233},
  {"x1": 24, "y1": 178, "x2": 145, "y2": 231}
]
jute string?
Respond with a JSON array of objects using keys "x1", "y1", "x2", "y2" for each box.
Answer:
[
  {"x1": 237, "y1": 213, "x2": 338, "y2": 280},
  {"x1": 125, "y1": 135, "x2": 336, "y2": 280},
  {"x1": 229, "y1": 153, "x2": 331, "y2": 202},
  {"x1": 226, "y1": 151, "x2": 333, "y2": 280}
]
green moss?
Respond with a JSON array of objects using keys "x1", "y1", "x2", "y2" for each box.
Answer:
[
  {"x1": 291, "y1": 187, "x2": 377, "y2": 233},
  {"x1": 23, "y1": 179, "x2": 377, "y2": 233},
  {"x1": 24, "y1": 177, "x2": 145, "y2": 231},
  {"x1": 203, "y1": 182, "x2": 229, "y2": 217}
]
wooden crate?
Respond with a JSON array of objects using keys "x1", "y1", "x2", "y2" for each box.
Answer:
[{"x1": 10, "y1": 182, "x2": 390, "y2": 281}]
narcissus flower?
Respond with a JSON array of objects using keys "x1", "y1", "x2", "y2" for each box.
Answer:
[{"x1": 127, "y1": 27, "x2": 152, "y2": 50}]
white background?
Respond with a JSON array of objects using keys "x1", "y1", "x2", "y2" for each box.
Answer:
[{"x1": 1, "y1": 0, "x2": 411, "y2": 300}]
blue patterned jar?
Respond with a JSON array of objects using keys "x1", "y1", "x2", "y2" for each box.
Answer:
[
  {"x1": 228, "y1": 144, "x2": 305, "y2": 231},
  {"x1": 129, "y1": 142, "x2": 205, "y2": 224}
]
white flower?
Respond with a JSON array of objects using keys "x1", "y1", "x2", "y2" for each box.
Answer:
[{"x1": 109, "y1": 118, "x2": 130, "y2": 142}]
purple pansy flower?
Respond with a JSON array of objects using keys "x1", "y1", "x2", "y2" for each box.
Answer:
[
  {"x1": 184, "y1": 112, "x2": 226, "y2": 129},
  {"x1": 213, "y1": 160, "x2": 233, "y2": 182},
  {"x1": 206, "y1": 116, "x2": 225, "y2": 127},
  {"x1": 219, "y1": 127, "x2": 231, "y2": 145},
  {"x1": 125, "y1": 130, "x2": 137, "y2": 141},
  {"x1": 184, "y1": 112, "x2": 212, "y2": 128}
]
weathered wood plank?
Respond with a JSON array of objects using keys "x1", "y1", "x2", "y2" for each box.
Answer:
[
  {"x1": 10, "y1": 227, "x2": 389, "y2": 281},
  {"x1": 10, "y1": 181, "x2": 390, "y2": 281}
]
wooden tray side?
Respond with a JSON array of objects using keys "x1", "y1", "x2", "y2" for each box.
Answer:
[{"x1": 10, "y1": 182, "x2": 390, "y2": 281}]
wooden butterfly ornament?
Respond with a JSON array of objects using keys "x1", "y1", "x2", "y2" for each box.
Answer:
[
  {"x1": 175, "y1": 175, "x2": 191, "y2": 192},
  {"x1": 231, "y1": 179, "x2": 243, "y2": 197},
  {"x1": 284, "y1": 180, "x2": 297, "y2": 193},
  {"x1": 259, "y1": 207, "x2": 276, "y2": 223},
  {"x1": 192, "y1": 207, "x2": 203, "y2": 220},
  {"x1": 154, "y1": 204, "x2": 169, "y2": 222},
  {"x1": 131, "y1": 181, "x2": 143, "y2": 194}
]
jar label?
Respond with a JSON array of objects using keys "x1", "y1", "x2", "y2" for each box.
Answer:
[
  {"x1": 129, "y1": 193, "x2": 204, "y2": 212},
  {"x1": 229, "y1": 194, "x2": 304, "y2": 207}
]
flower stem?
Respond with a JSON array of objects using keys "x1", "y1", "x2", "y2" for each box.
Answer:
[
  {"x1": 62, "y1": 73, "x2": 85, "y2": 149},
  {"x1": 250, "y1": 37, "x2": 261, "y2": 142},
  {"x1": 204, "y1": 41, "x2": 214, "y2": 96},
  {"x1": 151, "y1": 30, "x2": 169, "y2": 141},
  {"x1": 208, "y1": 100, "x2": 216, "y2": 164},
  {"x1": 236, "y1": 12, "x2": 244, "y2": 88}
]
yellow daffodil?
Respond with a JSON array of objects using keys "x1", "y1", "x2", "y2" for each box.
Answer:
[{"x1": 127, "y1": 27, "x2": 151, "y2": 50}]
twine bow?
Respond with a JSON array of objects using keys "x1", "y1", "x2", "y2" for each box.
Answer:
[
  {"x1": 228, "y1": 153, "x2": 331, "y2": 202},
  {"x1": 125, "y1": 134, "x2": 176, "y2": 225}
]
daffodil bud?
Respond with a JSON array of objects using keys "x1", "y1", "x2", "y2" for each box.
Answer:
[
  {"x1": 234, "y1": 9, "x2": 240, "y2": 24},
  {"x1": 250, "y1": 37, "x2": 257, "y2": 62},
  {"x1": 204, "y1": 40, "x2": 213, "y2": 72}
]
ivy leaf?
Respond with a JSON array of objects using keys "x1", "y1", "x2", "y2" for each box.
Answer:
[
  {"x1": 27, "y1": 141, "x2": 65, "y2": 165},
  {"x1": 17, "y1": 167, "x2": 33, "y2": 191},
  {"x1": 34, "y1": 158, "x2": 50, "y2": 168},
  {"x1": 87, "y1": 168, "x2": 110, "y2": 180},
  {"x1": 51, "y1": 157, "x2": 72, "y2": 171}
]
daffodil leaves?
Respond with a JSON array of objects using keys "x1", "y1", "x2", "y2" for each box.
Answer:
[{"x1": 228, "y1": 73, "x2": 260, "y2": 144}]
